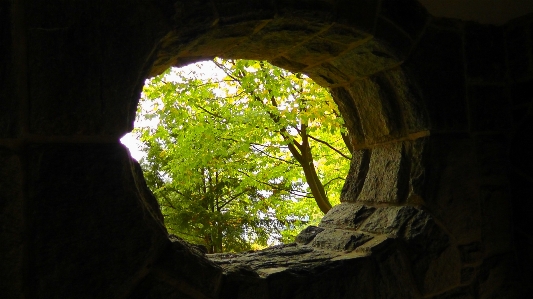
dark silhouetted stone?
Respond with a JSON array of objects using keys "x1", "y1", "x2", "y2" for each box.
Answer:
[
  {"x1": 0, "y1": 1, "x2": 15, "y2": 138},
  {"x1": 356, "y1": 143, "x2": 410, "y2": 204},
  {"x1": 311, "y1": 229, "x2": 373, "y2": 252},
  {"x1": 423, "y1": 136, "x2": 483, "y2": 245},
  {"x1": 465, "y1": 23, "x2": 506, "y2": 83},
  {"x1": 295, "y1": 226, "x2": 325, "y2": 244},
  {"x1": 319, "y1": 203, "x2": 375, "y2": 229},
  {"x1": 407, "y1": 25, "x2": 467, "y2": 132},
  {"x1": 360, "y1": 206, "x2": 417, "y2": 234},
  {"x1": 505, "y1": 22, "x2": 532, "y2": 80},
  {"x1": 27, "y1": 144, "x2": 168, "y2": 298},
  {"x1": 0, "y1": 150, "x2": 24, "y2": 298},
  {"x1": 380, "y1": 0, "x2": 429, "y2": 39},
  {"x1": 0, "y1": 1, "x2": 529, "y2": 298},
  {"x1": 468, "y1": 84, "x2": 511, "y2": 132}
]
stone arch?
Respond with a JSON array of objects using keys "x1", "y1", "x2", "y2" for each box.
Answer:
[
  {"x1": 141, "y1": 1, "x2": 431, "y2": 207},
  {"x1": 128, "y1": 2, "x2": 454, "y2": 298},
  {"x1": 148, "y1": 1, "x2": 430, "y2": 146},
  {"x1": 2, "y1": 0, "x2": 527, "y2": 298}
]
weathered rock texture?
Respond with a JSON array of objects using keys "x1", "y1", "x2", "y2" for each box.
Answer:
[
  {"x1": 1, "y1": 0, "x2": 531, "y2": 298},
  {"x1": 209, "y1": 203, "x2": 461, "y2": 299}
]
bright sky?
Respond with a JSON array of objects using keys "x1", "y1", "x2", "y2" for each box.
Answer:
[{"x1": 120, "y1": 60, "x2": 227, "y2": 161}]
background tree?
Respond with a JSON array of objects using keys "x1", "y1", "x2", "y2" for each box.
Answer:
[{"x1": 136, "y1": 58, "x2": 351, "y2": 253}]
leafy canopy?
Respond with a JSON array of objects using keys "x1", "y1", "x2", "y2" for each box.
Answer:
[{"x1": 135, "y1": 58, "x2": 351, "y2": 253}]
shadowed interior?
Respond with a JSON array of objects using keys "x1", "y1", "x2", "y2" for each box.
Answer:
[{"x1": 1, "y1": 1, "x2": 532, "y2": 298}]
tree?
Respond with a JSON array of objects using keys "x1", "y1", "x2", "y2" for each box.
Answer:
[{"x1": 135, "y1": 58, "x2": 351, "y2": 253}]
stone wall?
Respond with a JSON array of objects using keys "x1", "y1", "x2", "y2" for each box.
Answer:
[
  {"x1": 0, "y1": 0, "x2": 531, "y2": 298},
  {"x1": 504, "y1": 14, "x2": 533, "y2": 292}
]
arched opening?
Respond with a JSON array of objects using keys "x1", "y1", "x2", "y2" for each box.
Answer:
[
  {"x1": 128, "y1": 9, "x2": 451, "y2": 299},
  {"x1": 4, "y1": 1, "x2": 527, "y2": 298},
  {"x1": 125, "y1": 58, "x2": 352, "y2": 253},
  {"x1": 142, "y1": 13, "x2": 430, "y2": 208}
]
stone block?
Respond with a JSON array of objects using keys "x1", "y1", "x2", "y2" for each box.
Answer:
[
  {"x1": 473, "y1": 135, "x2": 514, "y2": 258},
  {"x1": 356, "y1": 143, "x2": 410, "y2": 204},
  {"x1": 480, "y1": 183, "x2": 513, "y2": 258},
  {"x1": 345, "y1": 78, "x2": 400, "y2": 144},
  {"x1": 319, "y1": 202, "x2": 375, "y2": 229},
  {"x1": 477, "y1": 254, "x2": 524, "y2": 298},
  {"x1": 431, "y1": 286, "x2": 475, "y2": 299},
  {"x1": 511, "y1": 106, "x2": 529, "y2": 129},
  {"x1": 355, "y1": 234, "x2": 394, "y2": 254},
  {"x1": 458, "y1": 242, "x2": 484, "y2": 265},
  {"x1": 0, "y1": 149, "x2": 25, "y2": 298},
  {"x1": 402, "y1": 210, "x2": 449, "y2": 250},
  {"x1": 510, "y1": 79, "x2": 533, "y2": 106},
  {"x1": 464, "y1": 23, "x2": 506, "y2": 83},
  {"x1": 214, "y1": 0, "x2": 275, "y2": 25},
  {"x1": 286, "y1": 37, "x2": 348, "y2": 67},
  {"x1": 379, "y1": 0, "x2": 429, "y2": 39},
  {"x1": 277, "y1": 0, "x2": 336, "y2": 21},
  {"x1": 173, "y1": 0, "x2": 214, "y2": 24},
  {"x1": 26, "y1": 1, "x2": 172, "y2": 136},
  {"x1": 401, "y1": 209, "x2": 460, "y2": 295},
  {"x1": 318, "y1": 24, "x2": 371, "y2": 46},
  {"x1": 311, "y1": 228, "x2": 373, "y2": 252},
  {"x1": 226, "y1": 18, "x2": 326, "y2": 61},
  {"x1": 406, "y1": 25, "x2": 467, "y2": 132},
  {"x1": 514, "y1": 232, "x2": 533, "y2": 294},
  {"x1": 405, "y1": 138, "x2": 428, "y2": 204},
  {"x1": 373, "y1": 245, "x2": 422, "y2": 299},
  {"x1": 340, "y1": 149, "x2": 371, "y2": 201},
  {"x1": 468, "y1": 84, "x2": 511, "y2": 132},
  {"x1": 306, "y1": 62, "x2": 351, "y2": 86},
  {"x1": 128, "y1": 272, "x2": 197, "y2": 299},
  {"x1": 187, "y1": 21, "x2": 262, "y2": 57},
  {"x1": 429, "y1": 17, "x2": 464, "y2": 31},
  {"x1": 146, "y1": 236, "x2": 223, "y2": 299},
  {"x1": 270, "y1": 56, "x2": 308, "y2": 74},
  {"x1": 460, "y1": 266, "x2": 477, "y2": 285},
  {"x1": 419, "y1": 245, "x2": 461, "y2": 296},
  {"x1": 360, "y1": 206, "x2": 417, "y2": 235},
  {"x1": 0, "y1": 1, "x2": 16, "y2": 138},
  {"x1": 330, "y1": 40, "x2": 399, "y2": 80},
  {"x1": 27, "y1": 27, "x2": 102, "y2": 135},
  {"x1": 380, "y1": 67, "x2": 429, "y2": 135},
  {"x1": 509, "y1": 113, "x2": 533, "y2": 175},
  {"x1": 405, "y1": 221, "x2": 452, "y2": 278},
  {"x1": 505, "y1": 22, "x2": 531, "y2": 80},
  {"x1": 423, "y1": 136, "x2": 482, "y2": 245},
  {"x1": 474, "y1": 134, "x2": 509, "y2": 180},
  {"x1": 212, "y1": 242, "x2": 390, "y2": 299},
  {"x1": 335, "y1": 0, "x2": 379, "y2": 33},
  {"x1": 329, "y1": 87, "x2": 365, "y2": 144},
  {"x1": 509, "y1": 169, "x2": 533, "y2": 233},
  {"x1": 27, "y1": 143, "x2": 169, "y2": 298},
  {"x1": 266, "y1": 256, "x2": 376, "y2": 299},
  {"x1": 219, "y1": 266, "x2": 268, "y2": 299},
  {"x1": 374, "y1": 16, "x2": 413, "y2": 60},
  {"x1": 508, "y1": 115, "x2": 533, "y2": 272},
  {"x1": 295, "y1": 226, "x2": 325, "y2": 244}
]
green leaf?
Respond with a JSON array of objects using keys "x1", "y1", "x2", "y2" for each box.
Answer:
[{"x1": 136, "y1": 58, "x2": 351, "y2": 253}]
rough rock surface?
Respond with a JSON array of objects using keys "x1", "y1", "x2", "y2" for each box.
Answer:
[
  {"x1": 1, "y1": 0, "x2": 530, "y2": 298},
  {"x1": 208, "y1": 203, "x2": 462, "y2": 299}
]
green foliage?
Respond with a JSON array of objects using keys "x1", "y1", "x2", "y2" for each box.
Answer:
[{"x1": 135, "y1": 58, "x2": 351, "y2": 253}]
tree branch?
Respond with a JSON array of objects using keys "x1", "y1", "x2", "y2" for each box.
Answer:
[
  {"x1": 218, "y1": 190, "x2": 248, "y2": 209},
  {"x1": 193, "y1": 102, "x2": 225, "y2": 120},
  {"x1": 250, "y1": 144, "x2": 298, "y2": 165},
  {"x1": 234, "y1": 169, "x2": 313, "y2": 199},
  {"x1": 322, "y1": 177, "x2": 345, "y2": 188},
  {"x1": 307, "y1": 135, "x2": 351, "y2": 160}
]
